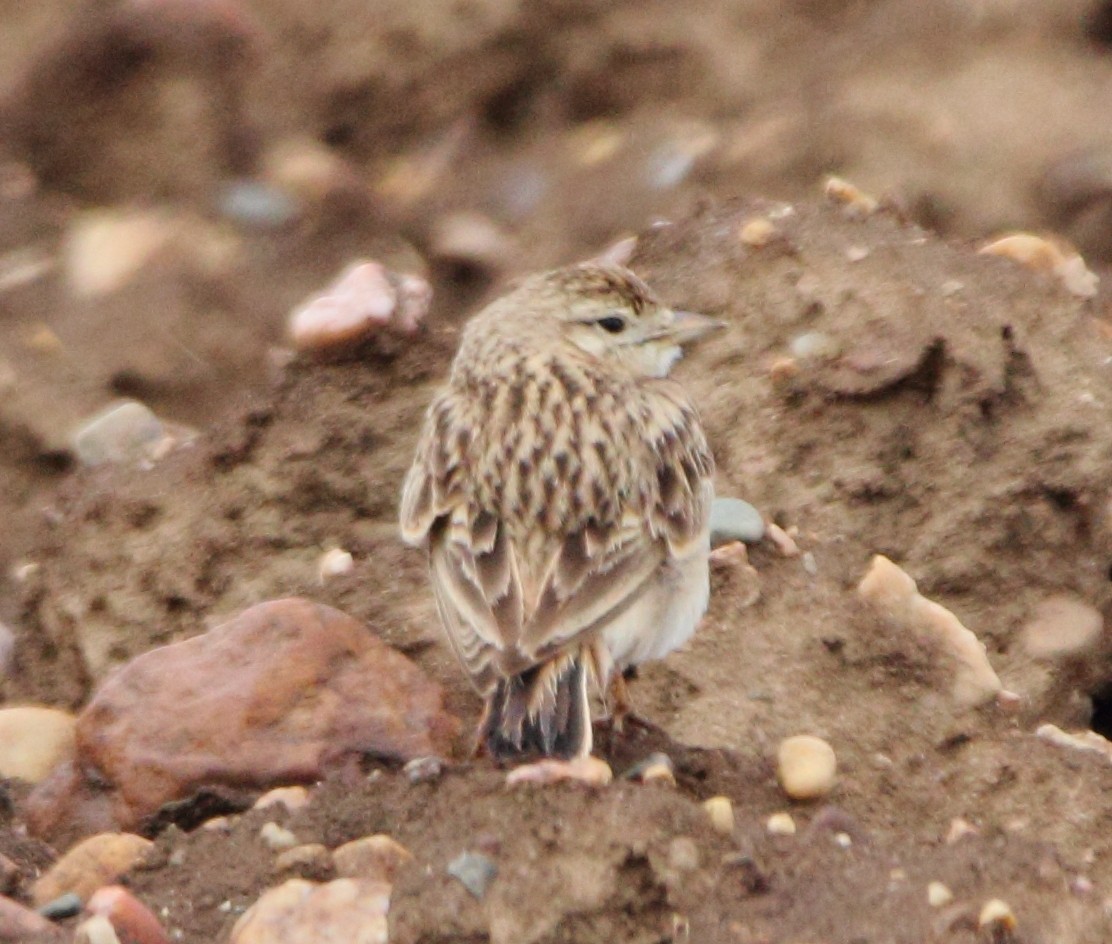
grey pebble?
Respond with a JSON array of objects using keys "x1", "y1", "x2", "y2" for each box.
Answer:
[
  {"x1": 218, "y1": 180, "x2": 299, "y2": 229},
  {"x1": 709, "y1": 497, "x2": 765, "y2": 547},
  {"x1": 447, "y1": 851, "x2": 498, "y2": 900},
  {"x1": 73, "y1": 400, "x2": 165, "y2": 466},
  {"x1": 37, "y1": 892, "x2": 82, "y2": 920},
  {"x1": 403, "y1": 755, "x2": 444, "y2": 784}
]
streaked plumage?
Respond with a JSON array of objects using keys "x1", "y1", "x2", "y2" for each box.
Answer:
[{"x1": 400, "y1": 263, "x2": 719, "y2": 760}]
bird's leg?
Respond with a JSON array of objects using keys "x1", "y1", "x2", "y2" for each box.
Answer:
[{"x1": 607, "y1": 667, "x2": 642, "y2": 733}]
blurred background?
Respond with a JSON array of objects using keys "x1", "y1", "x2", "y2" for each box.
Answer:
[{"x1": 3, "y1": 0, "x2": 1112, "y2": 575}]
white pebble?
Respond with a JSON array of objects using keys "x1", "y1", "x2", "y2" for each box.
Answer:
[
  {"x1": 1021, "y1": 595, "x2": 1103, "y2": 659},
  {"x1": 927, "y1": 881, "x2": 954, "y2": 907},
  {"x1": 766, "y1": 812, "x2": 797, "y2": 836},
  {"x1": 789, "y1": 331, "x2": 842, "y2": 360},
  {"x1": 318, "y1": 548, "x2": 354, "y2": 583},
  {"x1": 833, "y1": 832, "x2": 852, "y2": 848},
  {"x1": 777, "y1": 735, "x2": 837, "y2": 800},
  {"x1": 65, "y1": 210, "x2": 175, "y2": 298},
  {"x1": 978, "y1": 899, "x2": 1017, "y2": 931},
  {"x1": 259, "y1": 822, "x2": 299, "y2": 851}
]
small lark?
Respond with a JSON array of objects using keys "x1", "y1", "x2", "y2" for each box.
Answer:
[{"x1": 400, "y1": 262, "x2": 721, "y2": 763}]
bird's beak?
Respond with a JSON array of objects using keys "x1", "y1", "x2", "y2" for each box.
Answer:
[{"x1": 667, "y1": 310, "x2": 727, "y2": 345}]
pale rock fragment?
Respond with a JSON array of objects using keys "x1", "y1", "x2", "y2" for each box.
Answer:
[
  {"x1": 858, "y1": 555, "x2": 1001, "y2": 707},
  {"x1": 1036, "y1": 723, "x2": 1112, "y2": 762}
]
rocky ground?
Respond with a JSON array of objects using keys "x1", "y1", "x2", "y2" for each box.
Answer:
[{"x1": 2, "y1": 1, "x2": 1112, "y2": 943}]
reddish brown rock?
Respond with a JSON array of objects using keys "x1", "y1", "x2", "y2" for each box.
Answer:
[
  {"x1": 0, "y1": 894, "x2": 63, "y2": 942},
  {"x1": 86, "y1": 885, "x2": 170, "y2": 944},
  {"x1": 28, "y1": 599, "x2": 458, "y2": 843}
]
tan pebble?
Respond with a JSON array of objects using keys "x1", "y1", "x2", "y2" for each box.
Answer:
[
  {"x1": 65, "y1": 210, "x2": 176, "y2": 298},
  {"x1": 274, "y1": 844, "x2": 334, "y2": 880},
  {"x1": 888, "y1": 868, "x2": 907, "y2": 883},
  {"x1": 979, "y1": 233, "x2": 1098, "y2": 298},
  {"x1": 506, "y1": 756, "x2": 612, "y2": 787},
  {"x1": 317, "y1": 549, "x2": 354, "y2": 584},
  {"x1": 995, "y1": 690, "x2": 1022, "y2": 713},
  {"x1": 1036, "y1": 723, "x2": 1112, "y2": 761},
  {"x1": 858, "y1": 555, "x2": 1001, "y2": 708},
  {"x1": 1021, "y1": 595, "x2": 1103, "y2": 659},
  {"x1": 641, "y1": 762, "x2": 677, "y2": 786},
  {"x1": 739, "y1": 218, "x2": 776, "y2": 247},
  {"x1": 702, "y1": 797, "x2": 734, "y2": 835},
  {"x1": 259, "y1": 822, "x2": 299, "y2": 851},
  {"x1": 24, "y1": 324, "x2": 63, "y2": 354},
  {"x1": 766, "y1": 523, "x2": 800, "y2": 558},
  {"x1": 833, "y1": 832, "x2": 852, "y2": 848},
  {"x1": 254, "y1": 786, "x2": 310, "y2": 813},
  {"x1": 823, "y1": 176, "x2": 879, "y2": 217},
  {"x1": 74, "y1": 914, "x2": 122, "y2": 944},
  {"x1": 927, "y1": 881, "x2": 954, "y2": 907},
  {"x1": 766, "y1": 812, "x2": 796, "y2": 836},
  {"x1": 0, "y1": 706, "x2": 77, "y2": 783},
  {"x1": 978, "y1": 898, "x2": 1017, "y2": 930},
  {"x1": 201, "y1": 816, "x2": 232, "y2": 832},
  {"x1": 230, "y1": 878, "x2": 390, "y2": 944},
  {"x1": 263, "y1": 138, "x2": 352, "y2": 203},
  {"x1": 777, "y1": 735, "x2": 837, "y2": 800},
  {"x1": 32, "y1": 833, "x2": 153, "y2": 906},
  {"x1": 430, "y1": 212, "x2": 512, "y2": 273},
  {"x1": 86, "y1": 884, "x2": 170, "y2": 944},
  {"x1": 946, "y1": 817, "x2": 979, "y2": 844},
  {"x1": 568, "y1": 122, "x2": 625, "y2": 166},
  {"x1": 768, "y1": 356, "x2": 800, "y2": 387},
  {"x1": 332, "y1": 835, "x2": 413, "y2": 883},
  {"x1": 845, "y1": 245, "x2": 870, "y2": 262}
]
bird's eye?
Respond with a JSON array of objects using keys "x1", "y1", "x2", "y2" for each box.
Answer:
[{"x1": 596, "y1": 316, "x2": 626, "y2": 334}]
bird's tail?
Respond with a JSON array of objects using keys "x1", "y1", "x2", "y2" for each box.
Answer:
[{"x1": 481, "y1": 652, "x2": 592, "y2": 761}]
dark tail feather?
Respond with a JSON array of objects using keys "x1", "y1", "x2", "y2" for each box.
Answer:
[{"x1": 482, "y1": 654, "x2": 591, "y2": 761}]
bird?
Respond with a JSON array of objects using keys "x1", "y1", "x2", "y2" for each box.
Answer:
[{"x1": 399, "y1": 261, "x2": 722, "y2": 763}]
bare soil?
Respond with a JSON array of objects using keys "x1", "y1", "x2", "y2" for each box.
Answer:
[{"x1": 3, "y1": 2, "x2": 1112, "y2": 942}]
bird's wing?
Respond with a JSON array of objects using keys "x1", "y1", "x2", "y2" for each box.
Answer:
[
  {"x1": 519, "y1": 381, "x2": 714, "y2": 659},
  {"x1": 401, "y1": 392, "x2": 525, "y2": 693}
]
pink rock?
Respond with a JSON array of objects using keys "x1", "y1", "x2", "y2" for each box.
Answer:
[
  {"x1": 86, "y1": 885, "x2": 170, "y2": 944},
  {"x1": 289, "y1": 262, "x2": 430, "y2": 352},
  {"x1": 0, "y1": 894, "x2": 63, "y2": 942},
  {"x1": 28, "y1": 599, "x2": 458, "y2": 843}
]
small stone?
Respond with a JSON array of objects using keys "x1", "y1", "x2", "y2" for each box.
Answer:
[
  {"x1": 36, "y1": 891, "x2": 83, "y2": 919},
  {"x1": 86, "y1": 885, "x2": 170, "y2": 944},
  {"x1": 858, "y1": 555, "x2": 1002, "y2": 707},
  {"x1": 253, "y1": 786, "x2": 310, "y2": 814},
  {"x1": 1020, "y1": 595, "x2": 1103, "y2": 659},
  {"x1": 765, "y1": 523, "x2": 800, "y2": 558},
  {"x1": 845, "y1": 245, "x2": 870, "y2": 262},
  {"x1": 505, "y1": 756, "x2": 613, "y2": 787},
  {"x1": 32, "y1": 834, "x2": 153, "y2": 906},
  {"x1": 766, "y1": 812, "x2": 797, "y2": 836},
  {"x1": 702, "y1": 796, "x2": 734, "y2": 835},
  {"x1": 65, "y1": 210, "x2": 175, "y2": 298},
  {"x1": 217, "y1": 180, "x2": 299, "y2": 229},
  {"x1": 430, "y1": 212, "x2": 512, "y2": 276},
  {"x1": 1071, "y1": 875, "x2": 1094, "y2": 896},
  {"x1": 402, "y1": 756, "x2": 443, "y2": 784},
  {"x1": 823, "y1": 176, "x2": 879, "y2": 217},
  {"x1": 979, "y1": 233, "x2": 1098, "y2": 298},
  {"x1": 289, "y1": 262, "x2": 429, "y2": 353},
  {"x1": 72, "y1": 401, "x2": 166, "y2": 467},
  {"x1": 927, "y1": 881, "x2": 954, "y2": 907},
  {"x1": 1036, "y1": 723, "x2": 1112, "y2": 762},
  {"x1": 262, "y1": 139, "x2": 353, "y2": 204},
  {"x1": 833, "y1": 832, "x2": 852, "y2": 848},
  {"x1": 995, "y1": 690, "x2": 1022, "y2": 713},
  {"x1": 789, "y1": 331, "x2": 842, "y2": 361},
  {"x1": 260, "y1": 822, "x2": 298, "y2": 851},
  {"x1": 978, "y1": 898, "x2": 1017, "y2": 931},
  {"x1": 940, "y1": 279, "x2": 964, "y2": 297},
  {"x1": 317, "y1": 548, "x2": 354, "y2": 583},
  {"x1": 273, "y1": 845, "x2": 334, "y2": 881},
  {"x1": 202, "y1": 816, "x2": 232, "y2": 833},
  {"x1": 667, "y1": 837, "x2": 700, "y2": 872},
  {"x1": 768, "y1": 356, "x2": 800, "y2": 387},
  {"x1": 777, "y1": 735, "x2": 837, "y2": 800},
  {"x1": 946, "y1": 817, "x2": 979, "y2": 844},
  {"x1": 332, "y1": 835, "x2": 413, "y2": 883},
  {"x1": 709, "y1": 498, "x2": 765, "y2": 547},
  {"x1": 0, "y1": 247, "x2": 53, "y2": 294},
  {"x1": 230, "y1": 879, "x2": 389, "y2": 944},
  {"x1": 624, "y1": 752, "x2": 676, "y2": 784},
  {"x1": 447, "y1": 852, "x2": 497, "y2": 900},
  {"x1": 739, "y1": 218, "x2": 776, "y2": 247},
  {"x1": 0, "y1": 706, "x2": 76, "y2": 783},
  {"x1": 74, "y1": 914, "x2": 121, "y2": 944}
]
